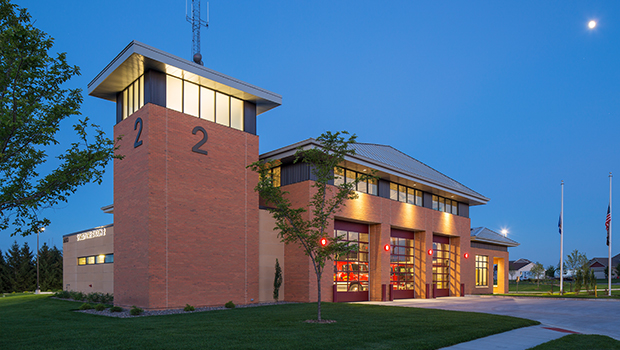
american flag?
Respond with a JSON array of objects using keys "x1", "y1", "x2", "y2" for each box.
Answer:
[{"x1": 606, "y1": 204, "x2": 611, "y2": 246}]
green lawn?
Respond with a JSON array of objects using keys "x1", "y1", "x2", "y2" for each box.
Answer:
[
  {"x1": 530, "y1": 334, "x2": 620, "y2": 350},
  {"x1": 0, "y1": 295, "x2": 538, "y2": 350}
]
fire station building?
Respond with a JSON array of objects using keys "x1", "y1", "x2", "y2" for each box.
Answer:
[{"x1": 63, "y1": 41, "x2": 518, "y2": 309}]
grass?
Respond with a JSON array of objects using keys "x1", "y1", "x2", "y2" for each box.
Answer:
[
  {"x1": 0, "y1": 295, "x2": 538, "y2": 350},
  {"x1": 530, "y1": 334, "x2": 620, "y2": 350}
]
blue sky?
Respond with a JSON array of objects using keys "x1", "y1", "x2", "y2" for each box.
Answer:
[{"x1": 3, "y1": 0, "x2": 619, "y2": 268}]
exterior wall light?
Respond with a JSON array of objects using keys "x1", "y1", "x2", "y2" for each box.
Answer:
[
  {"x1": 320, "y1": 237, "x2": 328, "y2": 247},
  {"x1": 464, "y1": 253, "x2": 469, "y2": 259},
  {"x1": 383, "y1": 244, "x2": 390, "y2": 252},
  {"x1": 428, "y1": 248, "x2": 433, "y2": 255}
]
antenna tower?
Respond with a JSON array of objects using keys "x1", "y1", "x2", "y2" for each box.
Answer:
[{"x1": 186, "y1": 0, "x2": 209, "y2": 65}]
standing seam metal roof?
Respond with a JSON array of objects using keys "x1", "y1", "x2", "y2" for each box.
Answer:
[{"x1": 350, "y1": 143, "x2": 487, "y2": 200}]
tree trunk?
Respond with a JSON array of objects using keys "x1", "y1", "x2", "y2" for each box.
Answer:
[{"x1": 317, "y1": 271, "x2": 322, "y2": 321}]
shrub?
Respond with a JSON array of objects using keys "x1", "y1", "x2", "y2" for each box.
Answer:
[
  {"x1": 54, "y1": 290, "x2": 70, "y2": 299},
  {"x1": 78, "y1": 303, "x2": 94, "y2": 310},
  {"x1": 109, "y1": 306, "x2": 123, "y2": 313},
  {"x1": 184, "y1": 304, "x2": 195, "y2": 312},
  {"x1": 102, "y1": 293, "x2": 114, "y2": 304},
  {"x1": 130, "y1": 306, "x2": 144, "y2": 316},
  {"x1": 95, "y1": 304, "x2": 106, "y2": 311},
  {"x1": 225, "y1": 301, "x2": 235, "y2": 309},
  {"x1": 69, "y1": 291, "x2": 86, "y2": 301}
]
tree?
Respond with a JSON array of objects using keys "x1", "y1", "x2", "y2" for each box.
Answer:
[
  {"x1": 575, "y1": 268, "x2": 583, "y2": 294},
  {"x1": 565, "y1": 250, "x2": 589, "y2": 274},
  {"x1": 0, "y1": 248, "x2": 6, "y2": 293},
  {"x1": 17, "y1": 242, "x2": 35, "y2": 291},
  {"x1": 530, "y1": 262, "x2": 545, "y2": 288},
  {"x1": 39, "y1": 243, "x2": 62, "y2": 291},
  {"x1": 545, "y1": 265, "x2": 556, "y2": 279},
  {"x1": 4, "y1": 241, "x2": 20, "y2": 291},
  {"x1": 616, "y1": 263, "x2": 620, "y2": 279},
  {"x1": 250, "y1": 131, "x2": 374, "y2": 322},
  {"x1": 0, "y1": 0, "x2": 119, "y2": 237},
  {"x1": 273, "y1": 258, "x2": 282, "y2": 302}
]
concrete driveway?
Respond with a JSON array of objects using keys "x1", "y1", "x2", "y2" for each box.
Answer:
[{"x1": 360, "y1": 295, "x2": 620, "y2": 341}]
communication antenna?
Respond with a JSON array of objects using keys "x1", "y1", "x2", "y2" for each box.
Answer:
[{"x1": 186, "y1": 0, "x2": 209, "y2": 65}]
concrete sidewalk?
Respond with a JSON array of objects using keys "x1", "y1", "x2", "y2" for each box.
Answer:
[
  {"x1": 358, "y1": 295, "x2": 620, "y2": 349},
  {"x1": 439, "y1": 324, "x2": 572, "y2": 349}
]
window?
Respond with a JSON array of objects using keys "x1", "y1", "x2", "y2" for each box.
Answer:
[
  {"x1": 333, "y1": 167, "x2": 377, "y2": 196},
  {"x1": 390, "y1": 237, "x2": 415, "y2": 291},
  {"x1": 230, "y1": 97, "x2": 244, "y2": 130},
  {"x1": 183, "y1": 81, "x2": 200, "y2": 117},
  {"x1": 77, "y1": 254, "x2": 114, "y2": 266},
  {"x1": 389, "y1": 183, "x2": 423, "y2": 206},
  {"x1": 268, "y1": 166, "x2": 281, "y2": 187},
  {"x1": 200, "y1": 87, "x2": 215, "y2": 122},
  {"x1": 432, "y1": 195, "x2": 459, "y2": 215},
  {"x1": 121, "y1": 75, "x2": 145, "y2": 119},
  {"x1": 166, "y1": 75, "x2": 183, "y2": 112},
  {"x1": 476, "y1": 255, "x2": 488, "y2": 287},
  {"x1": 334, "y1": 229, "x2": 369, "y2": 292},
  {"x1": 215, "y1": 92, "x2": 230, "y2": 126}
]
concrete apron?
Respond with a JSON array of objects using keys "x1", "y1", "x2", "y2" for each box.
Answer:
[{"x1": 356, "y1": 295, "x2": 620, "y2": 345}]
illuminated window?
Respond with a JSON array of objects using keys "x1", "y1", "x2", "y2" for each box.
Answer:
[
  {"x1": 432, "y1": 195, "x2": 458, "y2": 215},
  {"x1": 476, "y1": 255, "x2": 488, "y2": 287},
  {"x1": 230, "y1": 97, "x2": 244, "y2": 130},
  {"x1": 215, "y1": 92, "x2": 229, "y2": 126},
  {"x1": 334, "y1": 167, "x2": 345, "y2": 187},
  {"x1": 97, "y1": 255, "x2": 105, "y2": 264},
  {"x1": 77, "y1": 257, "x2": 86, "y2": 266},
  {"x1": 389, "y1": 183, "x2": 423, "y2": 206},
  {"x1": 87, "y1": 256, "x2": 96, "y2": 265},
  {"x1": 334, "y1": 167, "x2": 377, "y2": 196},
  {"x1": 268, "y1": 166, "x2": 281, "y2": 187},
  {"x1": 120, "y1": 76, "x2": 145, "y2": 118},
  {"x1": 105, "y1": 254, "x2": 114, "y2": 264},
  {"x1": 183, "y1": 81, "x2": 199, "y2": 117},
  {"x1": 166, "y1": 75, "x2": 183, "y2": 112},
  {"x1": 200, "y1": 87, "x2": 215, "y2": 122}
]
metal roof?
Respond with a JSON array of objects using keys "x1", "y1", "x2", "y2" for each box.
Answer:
[
  {"x1": 351, "y1": 143, "x2": 488, "y2": 203},
  {"x1": 471, "y1": 227, "x2": 519, "y2": 247},
  {"x1": 87, "y1": 41, "x2": 282, "y2": 115},
  {"x1": 260, "y1": 138, "x2": 489, "y2": 205}
]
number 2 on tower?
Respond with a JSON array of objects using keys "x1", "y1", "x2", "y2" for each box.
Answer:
[{"x1": 192, "y1": 126, "x2": 208, "y2": 155}]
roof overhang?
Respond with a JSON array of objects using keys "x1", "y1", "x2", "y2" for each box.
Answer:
[{"x1": 88, "y1": 41, "x2": 282, "y2": 115}]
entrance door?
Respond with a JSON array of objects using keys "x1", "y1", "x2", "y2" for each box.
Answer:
[
  {"x1": 432, "y1": 236, "x2": 450, "y2": 297},
  {"x1": 333, "y1": 221, "x2": 369, "y2": 302}
]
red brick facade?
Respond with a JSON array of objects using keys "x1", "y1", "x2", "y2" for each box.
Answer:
[
  {"x1": 114, "y1": 103, "x2": 259, "y2": 309},
  {"x1": 277, "y1": 181, "x2": 476, "y2": 302}
]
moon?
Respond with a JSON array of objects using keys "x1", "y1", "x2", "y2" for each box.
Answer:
[{"x1": 588, "y1": 20, "x2": 597, "y2": 29}]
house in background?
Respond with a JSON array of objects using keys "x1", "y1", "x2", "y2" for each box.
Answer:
[
  {"x1": 588, "y1": 253, "x2": 620, "y2": 279},
  {"x1": 508, "y1": 258, "x2": 534, "y2": 280}
]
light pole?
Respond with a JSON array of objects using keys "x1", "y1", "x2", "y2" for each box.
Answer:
[{"x1": 36, "y1": 227, "x2": 45, "y2": 294}]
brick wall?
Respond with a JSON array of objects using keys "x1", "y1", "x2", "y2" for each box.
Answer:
[{"x1": 114, "y1": 103, "x2": 259, "y2": 309}]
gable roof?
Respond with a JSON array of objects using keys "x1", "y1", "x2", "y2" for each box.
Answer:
[
  {"x1": 470, "y1": 227, "x2": 519, "y2": 247},
  {"x1": 509, "y1": 259, "x2": 533, "y2": 271},
  {"x1": 260, "y1": 139, "x2": 489, "y2": 206},
  {"x1": 588, "y1": 254, "x2": 620, "y2": 268}
]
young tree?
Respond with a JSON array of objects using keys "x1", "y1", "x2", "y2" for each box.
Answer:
[
  {"x1": 530, "y1": 262, "x2": 545, "y2": 288},
  {"x1": 574, "y1": 268, "x2": 583, "y2": 294},
  {"x1": 250, "y1": 131, "x2": 374, "y2": 322},
  {"x1": 273, "y1": 258, "x2": 282, "y2": 302},
  {"x1": 0, "y1": 0, "x2": 119, "y2": 237},
  {"x1": 545, "y1": 265, "x2": 556, "y2": 279}
]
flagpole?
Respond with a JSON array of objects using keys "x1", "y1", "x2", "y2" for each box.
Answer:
[
  {"x1": 560, "y1": 180, "x2": 564, "y2": 295},
  {"x1": 609, "y1": 173, "x2": 612, "y2": 296}
]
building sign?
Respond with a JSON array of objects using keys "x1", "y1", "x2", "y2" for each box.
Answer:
[{"x1": 77, "y1": 228, "x2": 107, "y2": 241}]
